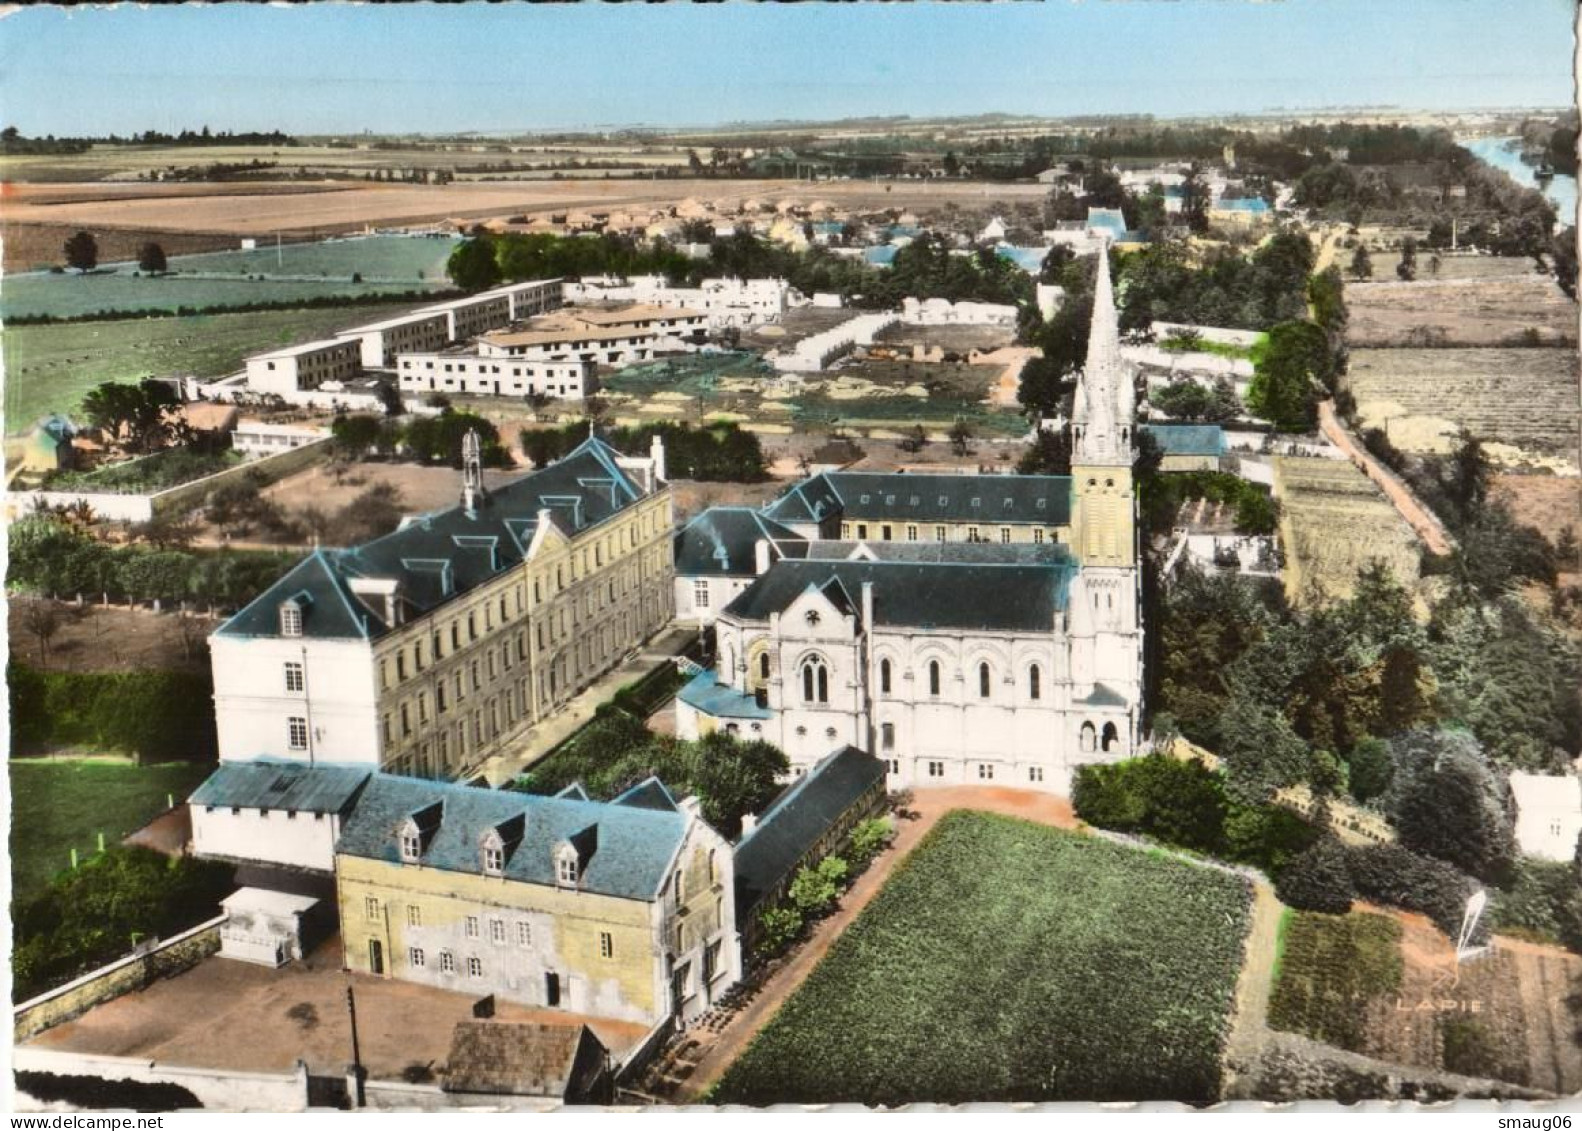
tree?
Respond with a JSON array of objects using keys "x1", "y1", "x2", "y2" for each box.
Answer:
[
  {"x1": 1016, "y1": 427, "x2": 1072, "y2": 475},
  {"x1": 20, "y1": 599, "x2": 63, "y2": 667},
  {"x1": 948, "y1": 419, "x2": 973, "y2": 458},
  {"x1": 80, "y1": 380, "x2": 182, "y2": 454},
  {"x1": 1245, "y1": 320, "x2": 1334, "y2": 432},
  {"x1": 445, "y1": 236, "x2": 502, "y2": 293},
  {"x1": 1348, "y1": 244, "x2": 1373, "y2": 280},
  {"x1": 1396, "y1": 236, "x2": 1418, "y2": 282},
  {"x1": 897, "y1": 424, "x2": 928, "y2": 454},
  {"x1": 1387, "y1": 729, "x2": 1517, "y2": 885},
  {"x1": 788, "y1": 855, "x2": 848, "y2": 916},
  {"x1": 330, "y1": 413, "x2": 383, "y2": 460},
  {"x1": 1274, "y1": 837, "x2": 1355, "y2": 914},
  {"x1": 1180, "y1": 164, "x2": 1211, "y2": 233},
  {"x1": 685, "y1": 732, "x2": 789, "y2": 839},
  {"x1": 63, "y1": 230, "x2": 98, "y2": 273},
  {"x1": 336, "y1": 484, "x2": 406, "y2": 544},
  {"x1": 137, "y1": 242, "x2": 168, "y2": 275}
]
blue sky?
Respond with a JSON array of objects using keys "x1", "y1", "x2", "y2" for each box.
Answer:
[{"x1": 0, "y1": 1, "x2": 1574, "y2": 136}]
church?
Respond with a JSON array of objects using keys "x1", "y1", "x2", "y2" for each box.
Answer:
[{"x1": 675, "y1": 245, "x2": 1144, "y2": 792}]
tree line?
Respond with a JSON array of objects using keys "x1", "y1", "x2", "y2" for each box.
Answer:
[{"x1": 519, "y1": 420, "x2": 770, "y2": 482}]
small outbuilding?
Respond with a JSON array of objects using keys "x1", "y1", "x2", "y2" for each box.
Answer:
[{"x1": 443, "y1": 1021, "x2": 613, "y2": 1104}]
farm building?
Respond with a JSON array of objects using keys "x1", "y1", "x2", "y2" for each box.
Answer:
[{"x1": 443, "y1": 1022, "x2": 613, "y2": 1104}]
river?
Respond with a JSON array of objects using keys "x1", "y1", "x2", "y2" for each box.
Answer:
[{"x1": 1460, "y1": 134, "x2": 1578, "y2": 228}]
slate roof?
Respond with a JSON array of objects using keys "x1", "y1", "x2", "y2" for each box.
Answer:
[
  {"x1": 735, "y1": 746, "x2": 886, "y2": 910},
  {"x1": 1142, "y1": 424, "x2": 1227, "y2": 458},
  {"x1": 677, "y1": 669, "x2": 775, "y2": 721},
  {"x1": 720, "y1": 558, "x2": 1076, "y2": 632},
  {"x1": 443, "y1": 1022, "x2": 606, "y2": 1098},
  {"x1": 995, "y1": 246, "x2": 1050, "y2": 275},
  {"x1": 1216, "y1": 197, "x2": 1271, "y2": 213},
  {"x1": 673, "y1": 507, "x2": 806, "y2": 577},
  {"x1": 761, "y1": 471, "x2": 1073, "y2": 531},
  {"x1": 863, "y1": 245, "x2": 899, "y2": 267},
  {"x1": 335, "y1": 774, "x2": 686, "y2": 902},
  {"x1": 215, "y1": 436, "x2": 647, "y2": 642},
  {"x1": 190, "y1": 762, "x2": 371, "y2": 814},
  {"x1": 801, "y1": 540, "x2": 1071, "y2": 566}
]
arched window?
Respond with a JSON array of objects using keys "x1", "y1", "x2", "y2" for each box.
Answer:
[
  {"x1": 880, "y1": 658, "x2": 892, "y2": 695},
  {"x1": 759, "y1": 652, "x2": 770, "y2": 680},
  {"x1": 801, "y1": 657, "x2": 829, "y2": 704},
  {"x1": 1079, "y1": 721, "x2": 1097, "y2": 753},
  {"x1": 1028, "y1": 664, "x2": 1042, "y2": 701},
  {"x1": 1101, "y1": 722, "x2": 1120, "y2": 752},
  {"x1": 978, "y1": 662, "x2": 991, "y2": 698},
  {"x1": 928, "y1": 660, "x2": 941, "y2": 697}
]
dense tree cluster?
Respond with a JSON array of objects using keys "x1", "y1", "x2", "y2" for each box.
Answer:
[
  {"x1": 1117, "y1": 232, "x2": 1316, "y2": 332},
  {"x1": 8, "y1": 513, "x2": 297, "y2": 609},
  {"x1": 11, "y1": 846, "x2": 234, "y2": 1001},
  {"x1": 520, "y1": 421, "x2": 769, "y2": 482},
  {"x1": 511, "y1": 711, "x2": 788, "y2": 839},
  {"x1": 329, "y1": 409, "x2": 510, "y2": 468}
]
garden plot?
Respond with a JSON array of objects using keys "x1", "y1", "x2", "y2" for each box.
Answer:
[
  {"x1": 711, "y1": 811, "x2": 1252, "y2": 1105},
  {"x1": 1269, "y1": 909, "x2": 1582, "y2": 1094},
  {"x1": 1274, "y1": 457, "x2": 1422, "y2": 605},
  {"x1": 1344, "y1": 277, "x2": 1575, "y2": 347},
  {"x1": 1345, "y1": 348, "x2": 1580, "y2": 471}
]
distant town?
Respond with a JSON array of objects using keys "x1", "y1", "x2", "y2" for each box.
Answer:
[{"x1": 5, "y1": 100, "x2": 1580, "y2": 1112}]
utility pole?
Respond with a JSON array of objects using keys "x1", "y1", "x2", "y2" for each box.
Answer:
[{"x1": 345, "y1": 985, "x2": 365, "y2": 1108}]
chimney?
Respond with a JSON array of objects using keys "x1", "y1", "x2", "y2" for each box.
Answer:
[
  {"x1": 754, "y1": 539, "x2": 772, "y2": 576},
  {"x1": 650, "y1": 434, "x2": 667, "y2": 486},
  {"x1": 740, "y1": 813, "x2": 757, "y2": 835},
  {"x1": 861, "y1": 580, "x2": 874, "y2": 630}
]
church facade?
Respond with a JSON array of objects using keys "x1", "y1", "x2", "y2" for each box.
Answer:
[{"x1": 677, "y1": 244, "x2": 1144, "y2": 793}]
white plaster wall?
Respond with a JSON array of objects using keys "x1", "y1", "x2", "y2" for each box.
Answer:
[
  {"x1": 211, "y1": 635, "x2": 381, "y2": 765},
  {"x1": 190, "y1": 805, "x2": 339, "y2": 871}
]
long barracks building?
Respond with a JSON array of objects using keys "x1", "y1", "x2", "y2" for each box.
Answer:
[{"x1": 210, "y1": 436, "x2": 675, "y2": 782}]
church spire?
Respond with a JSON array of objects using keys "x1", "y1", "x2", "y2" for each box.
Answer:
[{"x1": 1072, "y1": 241, "x2": 1131, "y2": 466}]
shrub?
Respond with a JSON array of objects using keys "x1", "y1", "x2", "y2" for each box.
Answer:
[
  {"x1": 1274, "y1": 837, "x2": 1354, "y2": 914},
  {"x1": 789, "y1": 856, "x2": 848, "y2": 916},
  {"x1": 1345, "y1": 843, "x2": 1481, "y2": 942},
  {"x1": 1489, "y1": 858, "x2": 1582, "y2": 949},
  {"x1": 848, "y1": 816, "x2": 893, "y2": 866},
  {"x1": 756, "y1": 906, "x2": 804, "y2": 956},
  {"x1": 9, "y1": 663, "x2": 217, "y2": 762}
]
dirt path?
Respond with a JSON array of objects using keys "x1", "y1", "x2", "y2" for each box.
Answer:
[
  {"x1": 1316, "y1": 399, "x2": 1455, "y2": 556},
  {"x1": 674, "y1": 787, "x2": 1078, "y2": 1099},
  {"x1": 1222, "y1": 881, "x2": 1287, "y2": 1094}
]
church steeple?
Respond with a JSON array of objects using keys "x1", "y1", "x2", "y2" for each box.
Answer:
[
  {"x1": 1069, "y1": 241, "x2": 1137, "y2": 570},
  {"x1": 1072, "y1": 241, "x2": 1132, "y2": 467}
]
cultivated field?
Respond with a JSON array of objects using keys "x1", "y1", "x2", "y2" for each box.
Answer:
[
  {"x1": 1360, "y1": 253, "x2": 1546, "y2": 282},
  {"x1": 1274, "y1": 456, "x2": 1423, "y2": 604},
  {"x1": 1493, "y1": 474, "x2": 1582, "y2": 556},
  {"x1": 3, "y1": 235, "x2": 459, "y2": 318},
  {"x1": 1, "y1": 177, "x2": 1047, "y2": 245},
  {"x1": 1345, "y1": 348, "x2": 1580, "y2": 470},
  {"x1": 1343, "y1": 277, "x2": 1576, "y2": 347},
  {"x1": 9, "y1": 758, "x2": 214, "y2": 900},
  {"x1": 710, "y1": 811, "x2": 1252, "y2": 1105},
  {"x1": 3, "y1": 301, "x2": 418, "y2": 434},
  {"x1": 1269, "y1": 909, "x2": 1582, "y2": 1094}
]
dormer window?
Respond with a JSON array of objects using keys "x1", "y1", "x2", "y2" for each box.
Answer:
[
  {"x1": 400, "y1": 827, "x2": 422, "y2": 863},
  {"x1": 280, "y1": 601, "x2": 303, "y2": 637},
  {"x1": 483, "y1": 843, "x2": 504, "y2": 875},
  {"x1": 557, "y1": 847, "x2": 579, "y2": 886}
]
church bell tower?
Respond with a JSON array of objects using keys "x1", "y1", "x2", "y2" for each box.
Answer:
[{"x1": 1069, "y1": 241, "x2": 1136, "y2": 570}]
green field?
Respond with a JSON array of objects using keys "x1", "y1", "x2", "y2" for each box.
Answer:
[
  {"x1": 4, "y1": 301, "x2": 417, "y2": 432},
  {"x1": 1267, "y1": 911, "x2": 1403, "y2": 1052},
  {"x1": 712, "y1": 812, "x2": 1253, "y2": 1105},
  {"x1": 9, "y1": 758, "x2": 214, "y2": 900},
  {"x1": 3, "y1": 235, "x2": 459, "y2": 319}
]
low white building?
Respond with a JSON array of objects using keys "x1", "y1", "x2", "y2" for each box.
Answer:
[
  {"x1": 397, "y1": 351, "x2": 594, "y2": 401},
  {"x1": 900, "y1": 297, "x2": 1017, "y2": 326},
  {"x1": 189, "y1": 761, "x2": 371, "y2": 874},
  {"x1": 218, "y1": 888, "x2": 321, "y2": 967},
  {"x1": 562, "y1": 276, "x2": 788, "y2": 330},
  {"x1": 767, "y1": 313, "x2": 898, "y2": 373},
  {"x1": 478, "y1": 305, "x2": 707, "y2": 366},
  {"x1": 1510, "y1": 771, "x2": 1582, "y2": 862},
  {"x1": 245, "y1": 338, "x2": 363, "y2": 395},
  {"x1": 232, "y1": 420, "x2": 332, "y2": 458},
  {"x1": 336, "y1": 310, "x2": 453, "y2": 369}
]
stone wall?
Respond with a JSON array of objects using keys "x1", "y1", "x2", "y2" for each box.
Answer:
[{"x1": 13, "y1": 917, "x2": 225, "y2": 1043}]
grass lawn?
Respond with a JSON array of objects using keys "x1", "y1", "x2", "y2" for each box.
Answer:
[
  {"x1": 1266, "y1": 911, "x2": 1403, "y2": 1052},
  {"x1": 9, "y1": 758, "x2": 214, "y2": 900},
  {"x1": 712, "y1": 811, "x2": 1253, "y2": 1105},
  {"x1": 4, "y1": 302, "x2": 417, "y2": 433}
]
